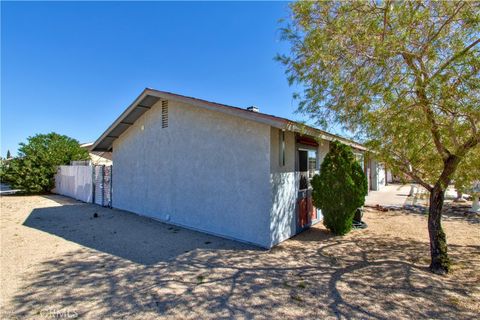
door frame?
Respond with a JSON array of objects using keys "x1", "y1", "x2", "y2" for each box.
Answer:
[{"x1": 295, "y1": 143, "x2": 321, "y2": 232}]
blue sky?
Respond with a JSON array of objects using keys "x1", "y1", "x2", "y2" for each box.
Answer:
[{"x1": 1, "y1": 1, "x2": 312, "y2": 156}]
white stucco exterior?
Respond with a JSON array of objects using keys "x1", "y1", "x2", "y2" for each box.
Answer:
[
  {"x1": 369, "y1": 159, "x2": 386, "y2": 191},
  {"x1": 112, "y1": 100, "x2": 273, "y2": 247},
  {"x1": 268, "y1": 128, "x2": 331, "y2": 246},
  {"x1": 269, "y1": 128, "x2": 298, "y2": 246},
  {"x1": 103, "y1": 89, "x2": 368, "y2": 248}
]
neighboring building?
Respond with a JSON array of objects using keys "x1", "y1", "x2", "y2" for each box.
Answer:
[
  {"x1": 79, "y1": 142, "x2": 113, "y2": 166},
  {"x1": 92, "y1": 88, "x2": 371, "y2": 248},
  {"x1": 368, "y1": 158, "x2": 386, "y2": 191}
]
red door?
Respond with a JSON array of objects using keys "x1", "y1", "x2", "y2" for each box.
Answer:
[
  {"x1": 298, "y1": 197, "x2": 309, "y2": 228},
  {"x1": 308, "y1": 197, "x2": 317, "y2": 221},
  {"x1": 298, "y1": 194, "x2": 317, "y2": 229}
]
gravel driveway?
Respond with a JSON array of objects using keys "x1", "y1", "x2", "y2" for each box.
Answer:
[{"x1": 1, "y1": 194, "x2": 479, "y2": 319}]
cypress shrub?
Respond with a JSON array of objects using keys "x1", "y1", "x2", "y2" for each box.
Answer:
[{"x1": 311, "y1": 141, "x2": 368, "y2": 235}]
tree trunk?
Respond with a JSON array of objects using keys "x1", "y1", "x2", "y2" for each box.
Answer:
[
  {"x1": 428, "y1": 185, "x2": 450, "y2": 274},
  {"x1": 427, "y1": 155, "x2": 460, "y2": 274}
]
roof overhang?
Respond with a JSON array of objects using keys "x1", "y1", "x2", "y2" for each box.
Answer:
[
  {"x1": 92, "y1": 88, "x2": 366, "y2": 152},
  {"x1": 287, "y1": 123, "x2": 366, "y2": 151},
  {"x1": 92, "y1": 90, "x2": 162, "y2": 151}
]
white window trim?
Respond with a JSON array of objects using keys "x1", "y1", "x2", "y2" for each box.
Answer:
[{"x1": 279, "y1": 130, "x2": 286, "y2": 167}]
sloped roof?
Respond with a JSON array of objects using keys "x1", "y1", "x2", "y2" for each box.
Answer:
[{"x1": 92, "y1": 88, "x2": 366, "y2": 152}]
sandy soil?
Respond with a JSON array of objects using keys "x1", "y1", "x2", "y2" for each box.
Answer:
[{"x1": 1, "y1": 194, "x2": 479, "y2": 319}]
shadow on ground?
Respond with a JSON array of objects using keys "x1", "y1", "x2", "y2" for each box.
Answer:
[
  {"x1": 11, "y1": 236, "x2": 479, "y2": 319},
  {"x1": 8, "y1": 195, "x2": 480, "y2": 319},
  {"x1": 394, "y1": 204, "x2": 480, "y2": 225},
  {"x1": 23, "y1": 199, "x2": 256, "y2": 265}
]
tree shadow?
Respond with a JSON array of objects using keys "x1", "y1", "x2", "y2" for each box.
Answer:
[
  {"x1": 6, "y1": 195, "x2": 479, "y2": 319},
  {"x1": 395, "y1": 193, "x2": 410, "y2": 196},
  {"x1": 23, "y1": 197, "x2": 258, "y2": 265},
  {"x1": 9, "y1": 226, "x2": 479, "y2": 319},
  {"x1": 392, "y1": 205, "x2": 480, "y2": 225},
  {"x1": 290, "y1": 225, "x2": 336, "y2": 242}
]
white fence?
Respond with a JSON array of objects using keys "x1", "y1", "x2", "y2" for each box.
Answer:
[
  {"x1": 54, "y1": 165, "x2": 112, "y2": 206},
  {"x1": 54, "y1": 165, "x2": 94, "y2": 203}
]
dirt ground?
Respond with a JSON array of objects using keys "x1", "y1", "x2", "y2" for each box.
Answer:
[{"x1": 1, "y1": 195, "x2": 479, "y2": 319}]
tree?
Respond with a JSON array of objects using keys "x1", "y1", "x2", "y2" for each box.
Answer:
[
  {"x1": 453, "y1": 147, "x2": 480, "y2": 196},
  {"x1": 3, "y1": 133, "x2": 90, "y2": 193},
  {"x1": 311, "y1": 141, "x2": 368, "y2": 235},
  {"x1": 278, "y1": 1, "x2": 480, "y2": 274},
  {"x1": 6, "y1": 150, "x2": 11, "y2": 159}
]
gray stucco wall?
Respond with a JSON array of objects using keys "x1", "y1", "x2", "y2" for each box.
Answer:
[
  {"x1": 269, "y1": 129, "x2": 331, "y2": 246},
  {"x1": 112, "y1": 100, "x2": 272, "y2": 247},
  {"x1": 269, "y1": 128, "x2": 297, "y2": 246}
]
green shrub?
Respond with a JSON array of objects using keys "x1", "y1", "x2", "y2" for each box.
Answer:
[
  {"x1": 2, "y1": 133, "x2": 90, "y2": 193},
  {"x1": 311, "y1": 141, "x2": 368, "y2": 235}
]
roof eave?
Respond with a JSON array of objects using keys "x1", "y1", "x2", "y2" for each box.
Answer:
[
  {"x1": 285, "y1": 122, "x2": 366, "y2": 151},
  {"x1": 92, "y1": 89, "x2": 155, "y2": 151},
  {"x1": 92, "y1": 89, "x2": 288, "y2": 151},
  {"x1": 92, "y1": 88, "x2": 366, "y2": 152}
]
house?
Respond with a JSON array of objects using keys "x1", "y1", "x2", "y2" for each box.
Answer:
[
  {"x1": 79, "y1": 142, "x2": 113, "y2": 166},
  {"x1": 368, "y1": 158, "x2": 386, "y2": 191},
  {"x1": 92, "y1": 88, "x2": 370, "y2": 248}
]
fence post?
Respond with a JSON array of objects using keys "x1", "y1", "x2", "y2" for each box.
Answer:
[
  {"x1": 109, "y1": 166, "x2": 113, "y2": 208},
  {"x1": 102, "y1": 165, "x2": 105, "y2": 207},
  {"x1": 92, "y1": 166, "x2": 96, "y2": 204}
]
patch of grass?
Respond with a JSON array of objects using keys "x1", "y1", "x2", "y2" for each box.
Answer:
[
  {"x1": 196, "y1": 275, "x2": 205, "y2": 285},
  {"x1": 297, "y1": 282, "x2": 307, "y2": 289}
]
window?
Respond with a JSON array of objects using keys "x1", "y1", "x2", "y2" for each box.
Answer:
[
  {"x1": 279, "y1": 130, "x2": 285, "y2": 166},
  {"x1": 298, "y1": 149, "x2": 317, "y2": 190},
  {"x1": 354, "y1": 153, "x2": 364, "y2": 171},
  {"x1": 308, "y1": 150, "x2": 317, "y2": 179}
]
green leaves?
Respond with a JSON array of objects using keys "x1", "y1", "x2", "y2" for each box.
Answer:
[
  {"x1": 453, "y1": 146, "x2": 480, "y2": 193},
  {"x1": 280, "y1": 1, "x2": 480, "y2": 189},
  {"x1": 311, "y1": 141, "x2": 368, "y2": 235},
  {"x1": 2, "y1": 133, "x2": 90, "y2": 193}
]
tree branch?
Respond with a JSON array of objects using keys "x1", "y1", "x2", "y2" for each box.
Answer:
[
  {"x1": 465, "y1": 114, "x2": 479, "y2": 138},
  {"x1": 430, "y1": 38, "x2": 480, "y2": 80},
  {"x1": 390, "y1": 150, "x2": 433, "y2": 191},
  {"x1": 419, "y1": 93, "x2": 451, "y2": 160},
  {"x1": 402, "y1": 53, "x2": 451, "y2": 160},
  {"x1": 447, "y1": 116, "x2": 460, "y2": 149},
  {"x1": 381, "y1": 1, "x2": 390, "y2": 42},
  {"x1": 406, "y1": 172, "x2": 434, "y2": 192},
  {"x1": 421, "y1": 2, "x2": 466, "y2": 55},
  {"x1": 457, "y1": 132, "x2": 480, "y2": 157}
]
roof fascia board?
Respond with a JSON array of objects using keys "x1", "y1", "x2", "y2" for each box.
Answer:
[
  {"x1": 92, "y1": 89, "x2": 151, "y2": 151},
  {"x1": 145, "y1": 89, "x2": 287, "y2": 129},
  {"x1": 92, "y1": 88, "x2": 365, "y2": 152},
  {"x1": 286, "y1": 122, "x2": 366, "y2": 151}
]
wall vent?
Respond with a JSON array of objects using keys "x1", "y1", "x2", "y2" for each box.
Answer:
[{"x1": 161, "y1": 101, "x2": 169, "y2": 128}]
